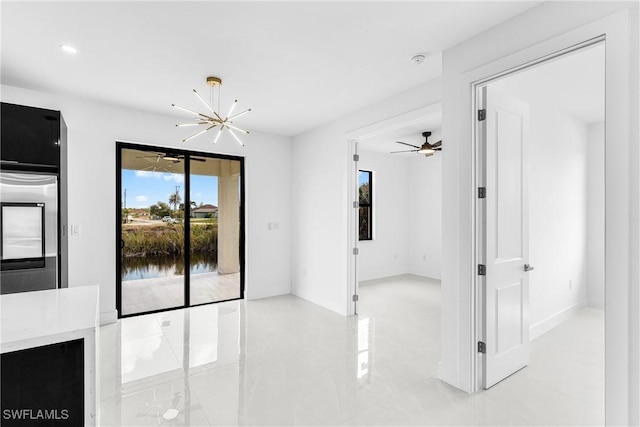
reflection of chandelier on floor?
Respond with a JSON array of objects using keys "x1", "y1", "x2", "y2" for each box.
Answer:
[{"x1": 172, "y1": 76, "x2": 251, "y2": 145}]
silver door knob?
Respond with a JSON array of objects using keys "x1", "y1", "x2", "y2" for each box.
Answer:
[{"x1": 524, "y1": 264, "x2": 534, "y2": 272}]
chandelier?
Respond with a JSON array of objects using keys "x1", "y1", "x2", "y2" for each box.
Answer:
[{"x1": 172, "y1": 76, "x2": 251, "y2": 145}]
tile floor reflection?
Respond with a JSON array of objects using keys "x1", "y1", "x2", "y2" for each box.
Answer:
[{"x1": 100, "y1": 275, "x2": 604, "y2": 426}]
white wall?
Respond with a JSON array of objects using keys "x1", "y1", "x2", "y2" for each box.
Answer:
[
  {"x1": 356, "y1": 149, "x2": 410, "y2": 281},
  {"x1": 526, "y1": 100, "x2": 589, "y2": 336},
  {"x1": 491, "y1": 77, "x2": 597, "y2": 338},
  {"x1": 408, "y1": 153, "x2": 442, "y2": 279},
  {"x1": 291, "y1": 78, "x2": 442, "y2": 315},
  {"x1": 440, "y1": 2, "x2": 638, "y2": 423},
  {"x1": 1, "y1": 84, "x2": 292, "y2": 324},
  {"x1": 491, "y1": 74, "x2": 606, "y2": 337},
  {"x1": 587, "y1": 122, "x2": 605, "y2": 310}
]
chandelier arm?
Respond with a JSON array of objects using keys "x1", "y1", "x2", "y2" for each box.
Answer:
[
  {"x1": 212, "y1": 127, "x2": 223, "y2": 144},
  {"x1": 175, "y1": 122, "x2": 209, "y2": 127},
  {"x1": 226, "y1": 100, "x2": 238, "y2": 119},
  {"x1": 229, "y1": 108, "x2": 252, "y2": 121},
  {"x1": 227, "y1": 128, "x2": 245, "y2": 147},
  {"x1": 225, "y1": 123, "x2": 250, "y2": 134},
  {"x1": 182, "y1": 124, "x2": 217, "y2": 143},
  {"x1": 212, "y1": 110, "x2": 225, "y2": 122},
  {"x1": 172, "y1": 104, "x2": 214, "y2": 121},
  {"x1": 193, "y1": 90, "x2": 214, "y2": 113}
]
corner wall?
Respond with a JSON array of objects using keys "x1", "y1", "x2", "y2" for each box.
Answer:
[
  {"x1": 1, "y1": 84, "x2": 293, "y2": 324},
  {"x1": 291, "y1": 78, "x2": 442, "y2": 315}
]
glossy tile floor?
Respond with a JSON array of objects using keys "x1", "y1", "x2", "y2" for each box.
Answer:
[
  {"x1": 121, "y1": 272, "x2": 241, "y2": 315},
  {"x1": 100, "y1": 275, "x2": 604, "y2": 426}
]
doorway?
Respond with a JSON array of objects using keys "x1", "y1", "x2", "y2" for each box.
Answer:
[
  {"x1": 116, "y1": 142, "x2": 245, "y2": 318},
  {"x1": 475, "y1": 38, "x2": 605, "y2": 407},
  {"x1": 346, "y1": 102, "x2": 442, "y2": 314}
]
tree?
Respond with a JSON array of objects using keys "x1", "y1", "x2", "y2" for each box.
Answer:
[
  {"x1": 149, "y1": 201, "x2": 171, "y2": 218},
  {"x1": 169, "y1": 191, "x2": 182, "y2": 212}
]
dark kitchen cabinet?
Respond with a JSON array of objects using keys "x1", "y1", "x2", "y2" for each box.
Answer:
[
  {"x1": 0, "y1": 102, "x2": 68, "y2": 293},
  {"x1": 1, "y1": 103, "x2": 61, "y2": 171}
]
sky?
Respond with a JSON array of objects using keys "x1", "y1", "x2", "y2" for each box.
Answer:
[
  {"x1": 122, "y1": 169, "x2": 218, "y2": 209},
  {"x1": 359, "y1": 170, "x2": 370, "y2": 188}
]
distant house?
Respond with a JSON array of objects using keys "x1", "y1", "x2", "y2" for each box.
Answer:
[{"x1": 191, "y1": 204, "x2": 218, "y2": 219}]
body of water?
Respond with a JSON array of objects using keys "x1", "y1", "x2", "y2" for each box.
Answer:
[{"x1": 122, "y1": 252, "x2": 217, "y2": 281}]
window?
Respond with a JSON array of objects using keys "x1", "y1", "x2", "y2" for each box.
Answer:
[{"x1": 358, "y1": 170, "x2": 372, "y2": 241}]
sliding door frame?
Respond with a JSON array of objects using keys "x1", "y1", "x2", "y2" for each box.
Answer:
[{"x1": 115, "y1": 141, "x2": 245, "y2": 319}]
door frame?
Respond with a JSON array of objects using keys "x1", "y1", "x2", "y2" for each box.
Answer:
[
  {"x1": 461, "y1": 10, "x2": 636, "y2": 423},
  {"x1": 344, "y1": 102, "x2": 442, "y2": 316},
  {"x1": 115, "y1": 141, "x2": 246, "y2": 318},
  {"x1": 473, "y1": 37, "x2": 605, "y2": 390}
]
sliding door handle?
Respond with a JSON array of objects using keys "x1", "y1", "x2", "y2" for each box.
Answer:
[{"x1": 524, "y1": 264, "x2": 534, "y2": 272}]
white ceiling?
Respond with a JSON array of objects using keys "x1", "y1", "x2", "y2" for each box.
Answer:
[
  {"x1": 1, "y1": 1, "x2": 542, "y2": 137},
  {"x1": 361, "y1": 41, "x2": 605, "y2": 158}
]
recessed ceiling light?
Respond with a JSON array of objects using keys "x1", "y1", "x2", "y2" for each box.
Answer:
[
  {"x1": 162, "y1": 409, "x2": 179, "y2": 420},
  {"x1": 59, "y1": 44, "x2": 77, "y2": 54},
  {"x1": 410, "y1": 53, "x2": 426, "y2": 65}
]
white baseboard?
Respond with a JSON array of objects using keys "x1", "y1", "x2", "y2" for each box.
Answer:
[
  {"x1": 530, "y1": 303, "x2": 584, "y2": 340},
  {"x1": 100, "y1": 309, "x2": 118, "y2": 325}
]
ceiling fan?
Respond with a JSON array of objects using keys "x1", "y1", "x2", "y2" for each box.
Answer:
[
  {"x1": 390, "y1": 131, "x2": 442, "y2": 157},
  {"x1": 136, "y1": 153, "x2": 207, "y2": 163},
  {"x1": 135, "y1": 152, "x2": 207, "y2": 173}
]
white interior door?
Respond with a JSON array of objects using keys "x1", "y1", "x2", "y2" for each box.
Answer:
[{"x1": 483, "y1": 86, "x2": 530, "y2": 389}]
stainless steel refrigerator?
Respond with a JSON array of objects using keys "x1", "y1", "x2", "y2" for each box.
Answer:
[{"x1": 0, "y1": 172, "x2": 59, "y2": 293}]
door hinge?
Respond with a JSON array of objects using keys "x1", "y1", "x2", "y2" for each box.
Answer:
[
  {"x1": 353, "y1": 201, "x2": 358, "y2": 208},
  {"x1": 478, "y1": 187, "x2": 486, "y2": 199},
  {"x1": 353, "y1": 154, "x2": 360, "y2": 162},
  {"x1": 478, "y1": 109, "x2": 486, "y2": 121},
  {"x1": 478, "y1": 264, "x2": 486, "y2": 276},
  {"x1": 478, "y1": 341, "x2": 486, "y2": 354},
  {"x1": 353, "y1": 247, "x2": 359, "y2": 255},
  {"x1": 352, "y1": 294, "x2": 359, "y2": 302}
]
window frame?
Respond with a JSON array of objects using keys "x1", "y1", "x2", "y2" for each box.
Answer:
[{"x1": 358, "y1": 169, "x2": 373, "y2": 241}]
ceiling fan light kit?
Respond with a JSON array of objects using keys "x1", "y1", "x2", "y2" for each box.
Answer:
[
  {"x1": 172, "y1": 76, "x2": 252, "y2": 146},
  {"x1": 391, "y1": 131, "x2": 442, "y2": 157}
]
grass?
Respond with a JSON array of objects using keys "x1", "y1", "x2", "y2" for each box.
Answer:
[{"x1": 122, "y1": 223, "x2": 217, "y2": 257}]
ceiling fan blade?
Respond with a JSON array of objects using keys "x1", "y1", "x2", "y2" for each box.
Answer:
[
  {"x1": 390, "y1": 149, "x2": 419, "y2": 153},
  {"x1": 395, "y1": 141, "x2": 421, "y2": 149},
  {"x1": 432, "y1": 140, "x2": 442, "y2": 147},
  {"x1": 434, "y1": 147, "x2": 442, "y2": 151},
  {"x1": 191, "y1": 157, "x2": 207, "y2": 162}
]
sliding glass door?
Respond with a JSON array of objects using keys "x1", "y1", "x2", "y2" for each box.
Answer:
[
  {"x1": 189, "y1": 157, "x2": 242, "y2": 305},
  {"x1": 117, "y1": 143, "x2": 244, "y2": 318}
]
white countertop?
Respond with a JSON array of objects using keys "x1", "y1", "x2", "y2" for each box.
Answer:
[{"x1": 1, "y1": 285, "x2": 99, "y2": 353}]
